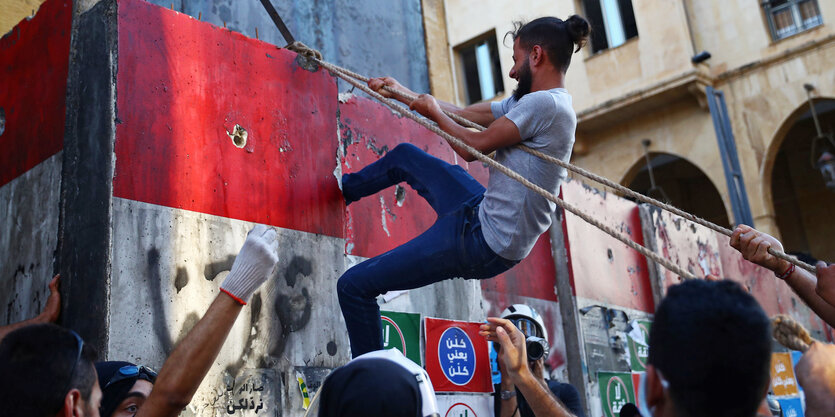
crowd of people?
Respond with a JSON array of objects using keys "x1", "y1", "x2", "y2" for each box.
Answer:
[
  {"x1": 2, "y1": 13, "x2": 835, "y2": 417},
  {"x1": 3, "y1": 222, "x2": 834, "y2": 417}
]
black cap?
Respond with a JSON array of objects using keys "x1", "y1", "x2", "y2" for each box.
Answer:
[
  {"x1": 318, "y1": 358, "x2": 422, "y2": 417},
  {"x1": 619, "y1": 403, "x2": 642, "y2": 417}
]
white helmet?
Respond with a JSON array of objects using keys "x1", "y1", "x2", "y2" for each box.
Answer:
[
  {"x1": 500, "y1": 304, "x2": 548, "y2": 343},
  {"x1": 347, "y1": 349, "x2": 439, "y2": 417}
]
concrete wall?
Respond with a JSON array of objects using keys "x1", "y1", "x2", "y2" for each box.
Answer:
[
  {"x1": 59, "y1": 1, "x2": 566, "y2": 415},
  {"x1": 0, "y1": 0, "x2": 71, "y2": 328},
  {"x1": 141, "y1": 0, "x2": 431, "y2": 95},
  {"x1": 2, "y1": 0, "x2": 431, "y2": 94}
]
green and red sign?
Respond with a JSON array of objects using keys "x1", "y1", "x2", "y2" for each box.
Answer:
[
  {"x1": 381, "y1": 310, "x2": 421, "y2": 365},
  {"x1": 598, "y1": 372, "x2": 636, "y2": 417},
  {"x1": 628, "y1": 320, "x2": 652, "y2": 371}
]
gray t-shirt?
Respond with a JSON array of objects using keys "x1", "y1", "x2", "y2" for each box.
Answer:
[{"x1": 479, "y1": 88, "x2": 576, "y2": 261}]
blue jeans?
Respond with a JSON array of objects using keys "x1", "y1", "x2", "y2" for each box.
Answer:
[{"x1": 338, "y1": 143, "x2": 518, "y2": 358}]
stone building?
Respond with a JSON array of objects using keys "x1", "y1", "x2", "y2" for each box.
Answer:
[{"x1": 423, "y1": 0, "x2": 835, "y2": 263}]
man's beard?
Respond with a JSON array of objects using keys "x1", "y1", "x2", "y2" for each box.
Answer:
[{"x1": 512, "y1": 60, "x2": 533, "y2": 101}]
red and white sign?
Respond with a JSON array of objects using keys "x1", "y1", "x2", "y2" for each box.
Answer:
[
  {"x1": 436, "y1": 394, "x2": 493, "y2": 417},
  {"x1": 424, "y1": 317, "x2": 493, "y2": 393}
]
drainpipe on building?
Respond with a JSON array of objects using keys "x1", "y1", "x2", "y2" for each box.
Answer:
[
  {"x1": 681, "y1": 0, "x2": 698, "y2": 57},
  {"x1": 682, "y1": 0, "x2": 712, "y2": 64}
]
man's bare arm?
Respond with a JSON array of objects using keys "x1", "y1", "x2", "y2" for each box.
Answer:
[
  {"x1": 137, "y1": 226, "x2": 280, "y2": 417},
  {"x1": 795, "y1": 342, "x2": 835, "y2": 417},
  {"x1": 439, "y1": 101, "x2": 496, "y2": 128},
  {"x1": 0, "y1": 275, "x2": 61, "y2": 342},
  {"x1": 368, "y1": 77, "x2": 497, "y2": 127},
  {"x1": 784, "y1": 268, "x2": 835, "y2": 327},
  {"x1": 137, "y1": 293, "x2": 243, "y2": 417},
  {"x1": 410, "y1": 94, "x2": 521, "y2": 162},
  {"x1": 730, "y1": 225, "x2": 835, "y2": 327},
  {"x1": 814, "y1": 261, "x2": 835, "y2": 308}
]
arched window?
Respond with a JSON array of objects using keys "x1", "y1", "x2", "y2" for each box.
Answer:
[{"x1": 763, "y1": 0, "x2": 823, "y2": 40}]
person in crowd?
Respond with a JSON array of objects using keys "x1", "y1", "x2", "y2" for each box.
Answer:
[
  {"x1": 619, "y1": 404, "x2": 641, "y2": 417},
  {"x1": 729, "y1": 224, "x2": 835, "y2": 327},
  {"x1": 0, "y1": 274, "x2": 61, "y2": 342},
  {"x1": 0, "y1": 225, "x2": 279, "y2": 417},
  {"x1": 132, "y1": 224, "x2": 279, "y2": 417},
  {"x1": 317, "y1": 348, "x2": 438, "y2": 417},
  {"x1": 484, "y1": 280, "x2": 772, "y2": 417},
  {"x1": 642, "y1": 279, "x2": 771, "y2": 417},
  {"x1": 337, "y1": 15, "x2": 590, "y2": 358},
  {"x1": 795, "y1": 341, "x2": 835, "y2": 417},
  {"x1": 494, "y1": 304, "x2": 584, "y2": 417},
  {"x1": 0, "y1": 323, "x2": 102, "y2": 417},
  {"x1": 481, "y1": 318, "x2": 577, "y2": 417},
  {"x1": 813, "y1": 261, "x2": 835, "y2": 307},
  {"x1": 96, "y1": 361, "x2": 157, "y2": 417}
]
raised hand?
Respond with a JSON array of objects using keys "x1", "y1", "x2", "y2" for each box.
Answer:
[
  {"x1": 729, "y1": 224, "x2": 791, "y2": 277},
  {"x1": 219, "y1": 225, "x2": 280, "y2": 304}
]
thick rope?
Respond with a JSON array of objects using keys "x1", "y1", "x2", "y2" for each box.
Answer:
[
  {"x1": 513, "y1": 146, "x2": 815, "y2": 274},
  {"x1": 287, "y1": 41, "x2": 323, "y2": 60},
  {"x1": 286, "y1": 42, "x2": 814, "y2": 277},
  {"x1": 772, "y1": 314, "x2": 814, "y2": 352}
]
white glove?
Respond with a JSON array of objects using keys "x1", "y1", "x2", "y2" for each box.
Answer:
[{"x1": 220, "y1": 225, "x2": 280, "y2": 304}]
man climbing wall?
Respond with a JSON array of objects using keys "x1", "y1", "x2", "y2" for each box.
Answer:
[{"x1": 337, "y1": 16, "x2": 590, "y2": 357}]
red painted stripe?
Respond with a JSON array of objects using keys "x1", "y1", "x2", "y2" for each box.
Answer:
[
  {"x1": 340, "y1": 95, "x2": 465, "y2": 257},
  {"x1": 561, "y1": 180, "x2": 655, "y2": 312},
  {"x1": 0, "y1": 0, "x2": 72, "y2": 187},
  {"x1": 481, "y1": 234, "x2": 558, "y2": 302},
  {"x1": 113, "y1": 0, "x2": 343, "y2": 237}
]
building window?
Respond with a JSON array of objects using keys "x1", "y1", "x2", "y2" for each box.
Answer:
[
  {"x1": 764, "y1": 0, "x2": 823, "y2": 40},
  {"x1": 582, "y1": 0, "x2": 638, "y2": 53},
  {"x1": 454, "y1": 31, "x2": 503, "y2": 104}
]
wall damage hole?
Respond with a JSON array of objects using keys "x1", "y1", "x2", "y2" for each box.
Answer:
[
  {"x1": 226, "y1": 123, "x2": 247, "y2": 148},
  {"x1": 395, "y1": 185, "x2": 406, "y2": 206},
  {"x1": 0, "y1": 107, "x2": 5, "y2": 137},
  {"x1": 607, "y1": 248, "x2": 614, "y2": 263}
]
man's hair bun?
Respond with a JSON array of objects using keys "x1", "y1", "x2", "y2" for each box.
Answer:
[{"x1": 565, "y1": 15, "x2": 591, "y2": 52}]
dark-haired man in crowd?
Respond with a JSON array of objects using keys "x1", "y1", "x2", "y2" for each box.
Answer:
[
  {"x1": 483, "y1": 280, "x2": 772, "y2": 417},
  {"x1": 640, "y1": 279, "x2": 771, "y2": 417},
  {"x1": 337, "y1": 15, "x2": 592, "y2": 358},
  {"x1": 0, "y1": 224, "x2": 280, "y2": 417},
  {"x1": 0, "y1": 323, "x2": 102, "y2": 417},
  {"x1": 317, "y1": 348, "x2": 439, "y2": 417}
]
